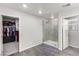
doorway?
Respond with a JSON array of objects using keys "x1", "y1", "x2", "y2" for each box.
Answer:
[
  {"x1": 65, "y1": 16, "x2": 79, "y2": 48},
  {"x1": 2, "y1": 15, "x2": 19, "y2": 56}
]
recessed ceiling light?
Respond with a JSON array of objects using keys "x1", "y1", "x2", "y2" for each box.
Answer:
[
  {"x1": 38, "y1": 10, "x2": 42, "y2": 14},
  {"x1": 22, "y1": 4, "x2": 28, "y2": 8},
  {"x1": 47, "y1": 11, "x2": 49, "y2": 13},
  {"x1": 51, "y1": 15, "x2": 54, "y2": 19}
]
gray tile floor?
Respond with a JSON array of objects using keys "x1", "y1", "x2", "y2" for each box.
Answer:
[
  {"x1": 59, "y1": 46, "x2": 79, "y2": 56},
  {"x1": 3, "y1": 42, "x2": 18, "y2": 56},
  {"x1": 10, "y1": 44, "x2": 79, "y2": 56}
]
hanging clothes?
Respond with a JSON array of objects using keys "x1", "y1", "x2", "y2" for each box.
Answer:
[
  {"x1": 7, "y1": 27, "x2": 9, "y2": 37},
  {"x1": 3, "y1": 20, "x2": 16, "y2": 43}
]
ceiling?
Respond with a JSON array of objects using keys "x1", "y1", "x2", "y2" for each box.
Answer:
[{"x1": 0, "y1": 3, "x2": 79, "y2": 19}]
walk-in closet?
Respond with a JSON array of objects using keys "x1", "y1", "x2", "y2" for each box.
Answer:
[{"x1": 2, "y1": 15, "x2": 19, "y2": 56}]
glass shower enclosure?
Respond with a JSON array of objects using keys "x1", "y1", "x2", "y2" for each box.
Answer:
[{"x1": 42, "y1": 18, "x2": 58, "y2": 48}]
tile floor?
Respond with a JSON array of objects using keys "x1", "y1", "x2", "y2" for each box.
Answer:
[
  {"x1": 3, "y1": 42, "x2": 19, "y2": 56},
  {"x1": 10, "y1": 44, "x2": 79, "y2": 56}
]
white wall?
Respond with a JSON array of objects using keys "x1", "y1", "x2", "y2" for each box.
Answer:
[
  {"x1": 19, "y1": 13, "x2": 44, "y2": 51},
  {"x1": 58, "y1": 15, "x2": 63, "y2": 51},
  {"x1": 0, "y1": 6, "x2": 45, "y2": 55}
]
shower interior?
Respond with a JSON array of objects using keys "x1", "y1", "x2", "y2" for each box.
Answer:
[{"x1": 43, "y1": 19, "x2": 58, "y2": 48}]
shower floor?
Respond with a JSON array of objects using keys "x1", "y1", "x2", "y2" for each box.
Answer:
[{"x1": 43, "y1": 40, "x2": 58, "y2": 48}]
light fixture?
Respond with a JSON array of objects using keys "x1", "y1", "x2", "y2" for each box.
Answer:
[
  {"x1": 51, "y1": 15, "x2": 54, "y2": 19},
  {"x1": 47, "y1": 11, "x2": 49, "y2": 13},
  {"x1": 22, "y1": 4, "x2": 28, "y2": 8},
  {"x1": 38, "y1": 10, "x2": 42, "y2": 14}
]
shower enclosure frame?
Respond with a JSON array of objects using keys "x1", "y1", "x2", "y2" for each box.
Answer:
[{"x1": 42, "y1": 18, "x2": 59, "y2": 49}]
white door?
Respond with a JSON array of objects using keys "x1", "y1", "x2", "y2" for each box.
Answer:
[{"x1": 0, "y1": 15, "x2": 3, "y2": 56}]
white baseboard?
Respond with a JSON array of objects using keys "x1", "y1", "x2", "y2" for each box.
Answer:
[
  {"x1": 19, "y1": 43, "x2": 42, "y2": 52},
  {"x1": 19, "y1": 40, "x2": 58, "y2": 52}
]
